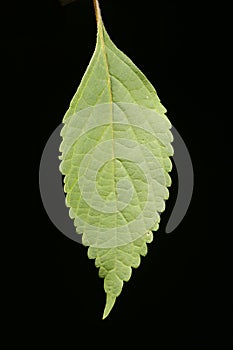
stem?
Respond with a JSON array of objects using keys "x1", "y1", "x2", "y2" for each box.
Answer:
[{"x1": 93, "y1": 0, "x2": 102, "y2": 24}]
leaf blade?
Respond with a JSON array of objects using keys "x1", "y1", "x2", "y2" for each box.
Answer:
[{"x1": 59, "y1": 6, "x2": 173, "y2": 318}]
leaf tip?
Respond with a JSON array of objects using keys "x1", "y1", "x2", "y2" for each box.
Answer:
[{"x1": 102, "y1": 294, "x2": 116, "y2": 320}]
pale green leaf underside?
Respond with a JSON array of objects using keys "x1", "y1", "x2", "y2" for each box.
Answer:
[{"x1": 59, "y1": 19, "x2": 173, "y2": 318}]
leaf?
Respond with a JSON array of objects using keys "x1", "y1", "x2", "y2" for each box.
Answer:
[{"x1": 59, "y1": 0, "x2": 173, "y2": 318}]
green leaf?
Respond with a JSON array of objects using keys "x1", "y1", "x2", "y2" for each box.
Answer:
[{"x1": 59, "y1": 0, "x2": 173, "y2": 318}]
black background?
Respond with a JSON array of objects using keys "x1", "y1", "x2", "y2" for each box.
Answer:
[{"x1": 9, "y1": 0, "x2": 229, "y2": 343}]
